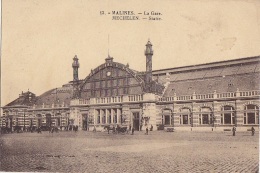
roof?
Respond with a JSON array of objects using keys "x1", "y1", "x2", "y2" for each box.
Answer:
[
  {"x1": 163, "y1": 73, "x2": 260, "y2": 97},
  {"x1": 154, "y1": 56, "x2": 260, "y2": 84},
  {"x1": 35, "y1": 86, "x2": 73, "y2": 106},
  {"x1": 5, "y1": 91, "x2": 36, "y2": 107},
  {"x1": 153, "y1": 55, "x2": 260, "y2": 75}
]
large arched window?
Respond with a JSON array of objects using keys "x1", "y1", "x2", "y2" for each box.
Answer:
[
  {"x1": 244, "y1": 105, "x2": 259, "y2": 124},
  {"x1": 221, "y1": 106, "x2": 235, "y2": 125},
  {"x1": 179, "y1": 108, "x2": 191, "y2": 125},
  {"x1": 199, "y1": 107, "x2": 213, "y2": 125}
]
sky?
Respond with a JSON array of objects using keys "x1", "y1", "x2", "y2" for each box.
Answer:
[{"x1": 1, "y1": 0, "x2": 260, "y2": 106}]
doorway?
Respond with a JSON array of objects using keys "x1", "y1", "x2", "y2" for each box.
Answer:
[
  {"x1": 46, "y1": 114, "x2": 51, "y2": 127},
  {"x1": 133, "y1": 112, "x2": 140, "y2": 131},
  {"x1": 202, "y1": 114, "x2": 209, "y2": 124}
]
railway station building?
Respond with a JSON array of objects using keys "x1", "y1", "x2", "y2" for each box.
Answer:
[{"x1": 1, "y1": 40, "x2": 259, "y2": 131}]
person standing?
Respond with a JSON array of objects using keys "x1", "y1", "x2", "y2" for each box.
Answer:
[
  {"x1": 251, "y1": 126, "x2": 255, "y2": 136},
  {"x1": 131, "y1": 127, "x2": 135, "y2": 135},
  {"x1": 150, "y1": 124, "x2": 153, "y2": 131},
  {"x1": 145, "y1": 127, "x2": 149, "y2": 135},
  {"x1": 128, "y1": 125, "x2": 131, "y2": 134},
  {"x1": 232, "y1": 126, "x2": 236, "y2": 136}
]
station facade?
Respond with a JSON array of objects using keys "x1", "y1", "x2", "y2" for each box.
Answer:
[{"x1": 1, "y1": 40, "x2": 259, "y2": 131}]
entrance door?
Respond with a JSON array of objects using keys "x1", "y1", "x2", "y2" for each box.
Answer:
[
  {"x1": 164, "y1": 115, "x2": 170, "y2": 125},
  {"x1": 133, "y1": 112, "x2": 140, "y2": 131},
  {"x1": 37, "y1": 119, "x2": 42, "y2": 127},
  {"x1": 202, "y1": 114, "x2": 209, "y2": 124},
  {"x1": 57, "y1": 118, "x2": 60, "y2": 126},
  {"x1": 83, "y1": 114, "x2": 88, "y2": 130},
  {"x1": 46, "y1": 114, "x2": 51, "y2": 127}
]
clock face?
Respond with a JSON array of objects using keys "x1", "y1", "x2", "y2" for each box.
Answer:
[{"x1": 106, "y1": 71, "x2": 111, "y2": 76}]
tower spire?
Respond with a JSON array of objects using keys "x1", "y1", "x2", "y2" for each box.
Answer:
[
  {"x1": 108, "y1": 34, "x2": 110, "y2": 56},
  {"x1": 72, "y1": 55, "x2": 80, "y2": 98},
  {"x1": 145, "y1": 39, "x2": 153, "y2": 86},
  {"x1": 72, "y1": 55, "x2": 79, "y2": 81}
]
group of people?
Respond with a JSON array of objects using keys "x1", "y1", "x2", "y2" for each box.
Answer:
[{"x1": 122, "y1": 124, "x2": 153, "y2": 135}]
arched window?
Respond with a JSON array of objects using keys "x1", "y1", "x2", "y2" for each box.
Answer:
[
  {"x1": 199, "y1": 107, "x2": 213, "y2": 125},
  {"x1": 244, "y1": 105, "x2": 259, "y2": 124},
  {"x1": 221, "y1": 106, "x2": 235, "y2": 125},
  {"x1": 179, "y1": 108, "x2": 191, "y2": 125}
]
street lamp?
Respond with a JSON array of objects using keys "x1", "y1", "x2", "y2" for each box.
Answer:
[{"x1": 23, "y1": 110, "x2": 25, "y2": 131}]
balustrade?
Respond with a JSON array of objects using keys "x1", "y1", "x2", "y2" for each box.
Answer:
[{"x1": 158, "y1": 90, "x2": 259, "y2": 102}]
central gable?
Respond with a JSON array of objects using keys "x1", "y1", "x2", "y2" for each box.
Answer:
[{"x1": 80, "y1": 60, "x2": 145, "y2": 98}]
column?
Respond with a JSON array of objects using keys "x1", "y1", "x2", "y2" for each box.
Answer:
[
  {"x1": 105, "y1": 109, "x2": 108, "y2": 124},
  {"x1": 236, "y1": 100, "x2": 244, "y2": 126},
  {"x1": 111, "y1": 109, "x2": 114, "y2": 124},
  {"x1": 213, "y1": 101, "x2": 221, "y2": 126},
  {"x1": 173, "y1": 102, "x2": 180, "y2": 126},
  {"x1": 116, "y1": 109, "x2": 119, "y2": 124},
  {"x1": 94, "y1": 109, "x2": 96, "y2": 125},
  {"x1": 192, "y1": 102, "x2": 199, "y2": 127}
]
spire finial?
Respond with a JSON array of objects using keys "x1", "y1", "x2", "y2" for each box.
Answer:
[{"x1": 108, "y1": 34, "x2": 110, "y2": 56}]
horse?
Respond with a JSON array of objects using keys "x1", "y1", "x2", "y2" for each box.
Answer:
[
  {"x1": 104, "y1": 125, "x2": 114, "y2": 134},
  {"x1": 116, "y1": 126, "x2": 127, "y2": 134},
  {"x1": 0, "y1": 127, "x2": 12, "y2": 134},
  {"x1": 13, "y1": 126, "x2": 23, "y2": 133}
]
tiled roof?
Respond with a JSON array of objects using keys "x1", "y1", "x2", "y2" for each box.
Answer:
[
  {"x1": 163, "y1": 73, "x2": 260, "y2": 97},
  {"x1": 35, "y1": 86, "x2": 73, "y2": 106},
  {"x1": 154, "y1": 56, "x2": 260, "y2": 83},
  {"x1": 5, "y1": 91, "x2": 36, "y2": 107}
]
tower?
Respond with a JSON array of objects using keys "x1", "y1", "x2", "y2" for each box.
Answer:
[
  {"x1": 72, "y1": 55, "x2": 79, "y2": 81},
  {"x1": 145, "y1": 40, "x2": 153, "y2": 84},
  {"x1": 72, "y1": 55, "x2": 80, "y2": 98}
]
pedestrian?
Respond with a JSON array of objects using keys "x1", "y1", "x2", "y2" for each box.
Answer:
[
  {"x1": 107, "y1": 126, "x2": 110, "y2": 134},
  {"x1": 112, "y1": 125, "x2": 115, "y2": 134},
  {"x1": 128, "y1": 125, "x2": 131, "y2": 134},
  {"x1": 150, "y1": 125, "x2": 153, "y2": 131},
  {"x1": 145, "y1": 127, "x2": 148, "y2": 135},
  {"x1": 251, "y1": 126, "x2": 255, "y2": 136},
  {"x1": 131, "y1": 127, "x2": 135, "y2": 135},
  {"x1": 232, "y1": 126, "x2": 236, "y2": 136}
]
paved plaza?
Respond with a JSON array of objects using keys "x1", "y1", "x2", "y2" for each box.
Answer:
[{"x1": 0, "y1": 130, "x2": 259, "y2": 172}]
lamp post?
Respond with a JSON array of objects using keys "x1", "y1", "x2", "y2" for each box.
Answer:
[{"x1": 23, "y1": 110, "x2": 25, "y2": 131}]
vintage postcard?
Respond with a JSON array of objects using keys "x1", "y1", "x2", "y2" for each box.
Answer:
[{"x1": 0, "y1": 0, "x2": 259, "y2": 172}]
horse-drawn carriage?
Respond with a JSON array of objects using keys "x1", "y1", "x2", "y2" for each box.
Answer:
[
  {"x1": 104, "y1": 125, "x2": 128, "y2": 134},
  {"x1": 0, "y1": 126, "x2": 12, "y2": 134},
  {"x1": 13, "y1": 126, "x2": 23, "y2": 133}
]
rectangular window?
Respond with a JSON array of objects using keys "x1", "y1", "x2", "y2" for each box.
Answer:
[
  {"x1": 202, "y1": 114, "x2": 209, "y2": 124},
  {"x1": 182, "y1": 115, "x2": 188, "y2": 124},
  {"x1": 224, "y1": 113, "x2": 231, "y2": 124},
  {"x1": 164, "y1": 115, "x2": 170, "y2": 125},
  {"x1": 97, "y1": 116, "x2": 100, "y2": 124},
  {"x1": 114, "y1": 114, "x2": 117, "y2": 123},
  {"x1": 107, "y1": 81, "x2": 111, "y2": 87},
  {"x1": 113, "y1": 79, "x2": 117, "y2": 86},
  {"x1": 248, "y1": 113, "x2": 255, "y2": 124},
  {"x1": 102, "y1": 115, "x2": 106, "y2": 124}
]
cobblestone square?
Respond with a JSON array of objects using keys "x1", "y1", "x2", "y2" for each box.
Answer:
[{"x1": 0, "y1": 130, "x2": 259, "y2": 172}]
